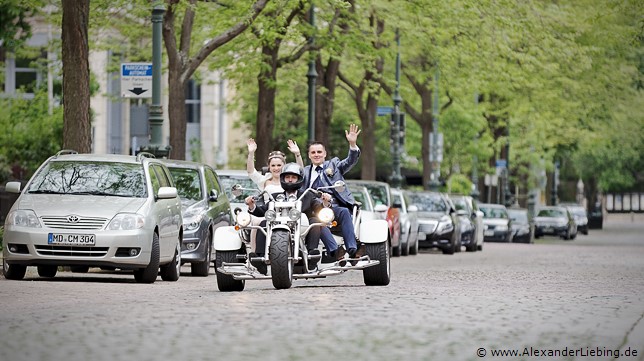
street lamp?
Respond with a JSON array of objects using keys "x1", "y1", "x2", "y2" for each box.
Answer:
[
  {"x1": 390, "y1": 28, "x2": 403, "y2": 188},
  {"x1": 140, "y1": 2, "x2": 171, "y2": 158},
  {"x1": 307, "y1": 4, "x2": 317, "y2": 145},
  {"x1": 429, "y1": 68, "x2": 441, "y2": 191}
]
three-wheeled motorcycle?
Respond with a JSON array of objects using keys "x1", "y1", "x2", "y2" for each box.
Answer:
[{"x1": 213, "y1": 182, "x2": 391, "y2": 291}]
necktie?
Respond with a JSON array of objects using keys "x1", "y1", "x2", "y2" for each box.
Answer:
[{"x1": 312, "y1": 166, "x2": 323, "y2": 188}]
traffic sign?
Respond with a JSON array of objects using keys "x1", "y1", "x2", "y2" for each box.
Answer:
[
  {"x1": 121, "y1": 63, "x2": 152, "y2": 98},
  {"x1": 377, "y1": 106, "x2": 393, "y2": 116}
]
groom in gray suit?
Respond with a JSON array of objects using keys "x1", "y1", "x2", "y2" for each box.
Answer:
[{"x1": 300, "y1": 124, "x2": 364, "y2": 259}]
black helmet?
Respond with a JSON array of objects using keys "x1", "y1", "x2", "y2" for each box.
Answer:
[{"x1": 280, "y1": 162, "x2": 304, "y2": 192}]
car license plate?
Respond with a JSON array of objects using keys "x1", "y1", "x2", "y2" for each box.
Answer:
[
  {"x1": 48, "y1": 233, "x2": 96, "y2": 246},
  {"x1": 544, "y1": 227, "x2": 553, "y2": 233},
  {"x1": 484, "y1": 230, "x2": 494, "y2": 236}
]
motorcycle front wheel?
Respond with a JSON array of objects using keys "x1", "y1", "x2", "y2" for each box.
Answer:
[{"x1": 270, "y1": 229, "x2": 293, "y2": 289}]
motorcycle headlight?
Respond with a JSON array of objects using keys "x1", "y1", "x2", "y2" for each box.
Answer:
[
  {"x1": 108, "y1": 213, "x2": 145, "y2": 230},
  {"x1": 288, "y1": 208, "x2": 301, "y2": 221},
  {"x1": 236, "y1": 211, "x2": 252, "y2": 227},
  {"x1": 265, "y1": 210, "x2": 277, "y2": 221},
  {"x1": 318, "y1": 207, "x2": 334, "y2": 224},
  {"x1": 6, "y1": 210, "x2": 41, "y2": 228}
]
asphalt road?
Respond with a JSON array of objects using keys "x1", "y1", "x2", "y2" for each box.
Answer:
[{"x1": 1, "y1": 213, "x2": 643, "y2": 361}]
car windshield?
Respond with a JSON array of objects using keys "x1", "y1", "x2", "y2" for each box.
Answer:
[
  {"x1": 218, "y1": 174, "x2": 259, "y2": 201},
  {"x1": 508, "y1": 209, "x2": 528, "y2": 222},
  {"x1": 363, "y1": 184, "x2": 389, "y2": 206},
  {"x1": 408, "y1": 193, "x2": 446, "y2": 212},
  {"x1": 537, "y1": 209, "x2": 565, "y2": 217},
  {"x1": 480, "y1": 207, "x2": 508, "y2": 219},
  {"x1": 168, "y1": 167, "x2": 202, "y2": 202},
  {"x1": 568, "y1": 207, "x2": 587, "y2": 217},
  {"x1": 349, "y1": 187, "x2": 373, "y2": 211},
  {"x1": 450, "y1": 197, "x2": 467, "y2": 211},
  {"x1": 26, "y1": 161, "x2": 146, "y2": 197}
]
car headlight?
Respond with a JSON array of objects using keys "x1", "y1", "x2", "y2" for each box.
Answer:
[
  {"x1": 288, "y1": 208, "x2": 301, "y2": 221},
  {"x1": 236, "y1": 211, "x2": 252, "y2": 227},
  {"x1": 437, "y1": 215, "x2": 453, "y2": 233},
  {"x1": 318, "y1": 207, "x2": 334, "y2": 223},
  {"x1": 108, "y1": 213, "x2": 145, "y2": 230},
  {"x1": 183, "y1": 213, "x2": 204, "y2": 231},
  {"x1": 6, "y1": 210, "x2": 41, "y2": 228}
]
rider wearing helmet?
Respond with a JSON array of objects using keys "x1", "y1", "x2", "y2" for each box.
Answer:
[{"x1": 245, "y1": 163, "x2": 341, "y2": 273}]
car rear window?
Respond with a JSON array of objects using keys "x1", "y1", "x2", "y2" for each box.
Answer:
[{"x1": 27, "y1": 161, "x2": 147, "y2": 197}]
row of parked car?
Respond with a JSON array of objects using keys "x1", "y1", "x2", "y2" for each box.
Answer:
[{"x1": 2, "y1": 150, "x2": 591, "y2": 283}]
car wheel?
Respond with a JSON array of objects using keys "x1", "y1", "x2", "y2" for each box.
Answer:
[
  {"x1": 442, "y1": 240, "x2": 456, "y2": 255},
  {"x1": 409, "y1": 235, "x2": 419, "y2": 256},
  {"x1": 401, "y1": 228, "x2": 410, "y2": 256},
  {"x1": 134, "y1": 232, "x2": 160, "y2": 284},
  {"x1": 191, "y1": 229, "x2": 212, "y2": 277},
  {"x1": 37, "y1": 265, "x2": 57, "y2": 278},
  {"x1": 363, "y1": 241, "x2": 390, "y2": 286},
  {"x1": 160, "y1": 241, "x2": 181, "y2": 281},
  {"x1": 215, "y1": 250, "x2": 245, "y2": 292},
  {"x1": 465, "y1": 236, "x2": 477, "y2": 252},
  {"x1": 3, "y1": 258, "x2": 27, "y2": 280}
]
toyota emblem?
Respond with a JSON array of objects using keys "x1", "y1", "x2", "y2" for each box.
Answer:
[{"x1": 67, "y1": 215, "x2": 80, "y2": 223}]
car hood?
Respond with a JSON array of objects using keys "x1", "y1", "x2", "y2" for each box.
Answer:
[
  {"x1": 483, "y1": 218, "x2": 508, "y2": 226},
  {"x1": 15, "y1": 194, "x2": 147, "y2": 217},
  {"x1": 416, "y1": 211, "x2": 446, "y2": 220}
]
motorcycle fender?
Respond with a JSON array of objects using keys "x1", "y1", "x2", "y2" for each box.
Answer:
[
  {"x1": 360, "y1": 219, "x2": 388, "y2": 243},
  {"x1": 213, "y1": 226, "x2": 243, "y2": 251}
]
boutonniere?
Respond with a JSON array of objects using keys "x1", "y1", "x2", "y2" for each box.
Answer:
[{"x1": 325, "y1": 166, "x2": 334, "y2": 176}]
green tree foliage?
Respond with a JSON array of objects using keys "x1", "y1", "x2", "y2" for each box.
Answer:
[
  {"x1": 0, "y1": 89, "x2": 64, "y2": 182},
  {"x1": 0, "y1": 0, "x2": 40, "y2": 51}
]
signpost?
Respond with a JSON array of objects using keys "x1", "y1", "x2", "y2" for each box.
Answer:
[{"x1": 121, "y1": 63, "x2": 152, "y2": 98}]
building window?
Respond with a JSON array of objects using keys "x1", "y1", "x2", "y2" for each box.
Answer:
[
  {"x1": 1, "y1": 47, "x2": 45, "y2": 98},
  {"x1": 185, "y1": 79, "x2": 201, "y2": 123}
]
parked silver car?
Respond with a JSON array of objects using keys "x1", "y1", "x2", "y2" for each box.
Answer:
[
  {"x1": 534, "y1": 206, "x2": 577, "y2": 240},
  {"x1": 478, "y1": 203, "x2": 513, "y2": 243},
  {"x1": 163, "y1": 160, "x2": 233, "y2": 277},
  {"x1": 3, "y1": 151, "x2": 183, "y2": 283},
  {"x1": 559, "y1": 203, "x2": 589, "y2": 235},
  {"x1": 449, "y1": 194, "x2": 484, "y2": 252},
  {"x1": 391, "y1": 189, "x2": 419, "y2": 256}
]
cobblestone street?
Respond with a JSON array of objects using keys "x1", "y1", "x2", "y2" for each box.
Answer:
[{"x1": 1, "y1": 214, "x2": 642, "y2": 361}]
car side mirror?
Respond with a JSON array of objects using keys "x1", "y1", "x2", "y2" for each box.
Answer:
[
  {"x1": 374, "y1": 204, "x2": 388, "y2": 212},
  {"x1": 231, "y1": 184, "x2": 243, "y2": 198},
  {"x1": 209, "y1": 189, "x2": 218, "y2": 202}
]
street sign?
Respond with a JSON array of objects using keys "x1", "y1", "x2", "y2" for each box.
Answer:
[
  {"x1": 121, "y1": 63, "x2": 152, "y2": 98},
  {"x1": 377, "y1": 106, "x2": 393, "y2": 116}
]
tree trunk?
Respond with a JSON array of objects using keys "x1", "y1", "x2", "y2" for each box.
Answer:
[
  {"x1": 315, "y1": 57, "x2": 340, "y2": 147},
  {"x1": 254, "y1": 46, "x2": 279, "y2": 169},
  {"x1": 61, "y1": 0, "x2": 91, "y2": 153},
  {"x1": 167, "y1": 70, "x2": 186, "y2": 159}
]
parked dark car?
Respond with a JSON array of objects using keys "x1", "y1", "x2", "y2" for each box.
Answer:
[
  {"x1": 534, "y1": 206, "x2": 577, "y2": 240},
  {"x1": 479, "y1": 203, "x2": 513, "y2": 242},
  {"x1": 163, "y1": 160, "x2": 233, "y2": 276},
  {"x1": 406, "y1": 191, "x2": 460, "y2": 255},
  {"x1": 216, "y1": 169, "x2": 257, "y2": 213},
  {"x1": 346, "y1": 180, "x2": 402, "y2": 257},
  {"x1": 559, "y1": 203, "x2": 589, "y2": 235},
  {"x1": 507, "y1": 207, "x2": 533, "y2": 243},
  {"x1": 449, "y1": 194, "x2": 480, "y2": 252}
]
